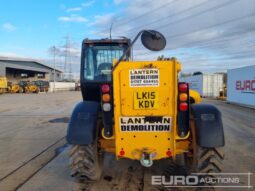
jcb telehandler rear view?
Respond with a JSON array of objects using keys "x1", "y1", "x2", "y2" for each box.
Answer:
[{"x1": 66, "y1": 30, "x2": 225, "y2": 182}]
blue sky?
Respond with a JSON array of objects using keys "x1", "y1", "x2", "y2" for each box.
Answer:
[{"x1": 0, "y1": 0, "x2": 125, "y2": 58}]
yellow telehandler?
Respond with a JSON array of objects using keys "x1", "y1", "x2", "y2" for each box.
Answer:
[{"x1": 66, "y1": 30, "x2": 224, "y2": 184}]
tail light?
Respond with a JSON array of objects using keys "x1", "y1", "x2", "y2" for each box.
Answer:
[
  {"x1": 101, "y1": 84, "x2": 111, "y2": 111},
  {"x1": 179, "y1": 83, "x2": 188, "y2": 92},
  {"x1": 102, "y1": 103, "x2": 111, "y2": 112},
  {"x1": 178, "y1": 82, "x2": 189, "y2": 112},
  {"x1": 179, "y1": 102, "x2": 188, "y2": 111},
  {"x1": 102, "y1": 94, "x2": 111, "y2": 102},
  {"x1": 101, "y1": 84, "x2": 110, "y2": 93},
  {"x1": 179, "y1": 93, "x2": 188, "y2": 101},
  {"x1": 101, "y1": 84, "x2": 113, "y2": 137},
  {"x1": 177, "y1": 82, "x2": 189, "y2": 137}
]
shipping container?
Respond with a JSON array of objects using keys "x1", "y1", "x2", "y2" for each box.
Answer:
[
  {"x1": 179, "y1": 74, "x2": 224, "y2": 97},
  {"x1": 227, "y1": 65, "x2": 255, "y2": 108}
]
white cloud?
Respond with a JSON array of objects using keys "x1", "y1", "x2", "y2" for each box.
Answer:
[
  {"x1": 57, "y1": 0, "x2": 255, "y2": 73},
  {"x1": 58, "y1": 15, "x2": 88, "y2": 23},
  {"x1": 114, "y1": 0, "x2": 124, "y2": 5},
  {"x1": 90, "y1": 0, "x2": 255, "y2": 72},
  {"x1": 0, "y1": 52, "x2": 19, "y2": 57},
  {"x1": 90, "y1": 13, "x2": 115, "y2": 27},
  {"x1": 64, "y1": 1, "x2": 95, "y2": 13},
  {"x1": 82, "y1": 0, "x2": 95, "y2": 7},
  {"x1": 2, "y1": 23, "x2": 16, "y2": 32},
  {"x1": 66, "y1": 7, "x2": 82, "y2": 12}
]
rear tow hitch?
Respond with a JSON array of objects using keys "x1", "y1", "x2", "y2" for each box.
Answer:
[{"x1": 140, "y1": 152, "x2": 153, "y2": 167}]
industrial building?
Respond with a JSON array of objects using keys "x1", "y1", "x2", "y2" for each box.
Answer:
[{"x1": 0, "y1": 57, "x2": 62, "y2": 83}]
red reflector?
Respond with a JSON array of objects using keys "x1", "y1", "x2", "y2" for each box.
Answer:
[
  {"x1": 179, "y1": 83, "x2": 188, "y2": 92},
  {"x1": 166, "y1": 150, "x2": 172, "y2": 157},
  {"x1": 101, "y1": 84, "x2": 110, "y2": 93},
  {"x1": 179, "y1": 102, "x2": 188, "y2": 111},
  {"x1": 119, "y1": 150, "x2": 125, "y2": 156}
]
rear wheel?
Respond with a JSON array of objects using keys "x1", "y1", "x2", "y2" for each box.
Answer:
[
  {"x1": 19, "y1": 88, "x2": 23, "y2": 93},
  {"x1": 184, "y1": 119, "x2": 224, "y2": 183},
  {"x1": 69, "y1": 120, "x2": 104, "y2": 182}
]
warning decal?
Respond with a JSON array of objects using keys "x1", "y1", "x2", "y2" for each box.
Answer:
[
  {"x1": 120, "y1": 117, "x2": 171, "y2": 132},
  {"x1": 129, "y1": 69, "x2": 159, "y2": 87}
]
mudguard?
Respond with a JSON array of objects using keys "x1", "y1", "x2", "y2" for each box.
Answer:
[
  {"x1": 66, "y1": 101, "x2": 100, "y2": 145},
  {"x1": 191, "y1": 104, "x2": 225, "y2": 147}
]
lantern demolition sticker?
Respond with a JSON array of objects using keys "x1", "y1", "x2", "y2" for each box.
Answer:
[
  {"x1": 130, "y1": 69, "x2": 159, "y2": 87},
  {"x1": 120, "y1": 117, "x2": 171, "y2": 132}
]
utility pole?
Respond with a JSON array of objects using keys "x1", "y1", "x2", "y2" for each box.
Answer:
[
  {"x1": 63, "y1": 35, "x2": 76, "y2": 81},
  {"x1": 110, "y1": 22, "x2": 113, "y2": 39},
  {"x1": 64, "y1": 36, "x2": 70, "y2": 80},
  {"x1": 53, "y1": 46, "x2": 56, "y2": 92},
  {"x1": 69, "y1": 56, "x2": 72, "y2": 81}
]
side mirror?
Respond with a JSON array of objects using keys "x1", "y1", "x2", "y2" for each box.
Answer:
[
  {"x1": 141, "y1": 30, "x2": 166, "y2": 51},
  {"x1": 112, "y1": 30, "x2": 166, "y2": 71}
]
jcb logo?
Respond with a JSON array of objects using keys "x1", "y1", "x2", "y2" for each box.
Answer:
[{"x1": 134, "y1": 91, "x2": 159, "y2": 109}]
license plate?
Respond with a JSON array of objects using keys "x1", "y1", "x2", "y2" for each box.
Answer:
[{"x1": 134, "y1": 91, "x2": 159, "y2": 109}]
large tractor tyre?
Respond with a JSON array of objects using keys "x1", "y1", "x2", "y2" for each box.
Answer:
[
  {"x1": 69, "y1": 120, "x2": 104, "y2": 182},
  {"x1": 184, "y1": 119, "x2": 224, "y2": 178}
]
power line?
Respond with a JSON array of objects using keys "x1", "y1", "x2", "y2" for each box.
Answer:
[
  {"x1": 96, "y1": 0, "x2": 179, "y2": 34},
  {"x1": 156, "y1": 46, "x2": 255, "y2": 62},
  {"x1": 179, "y1": 50, "x2": 255, "y2": 62},
  {"x1": 135, "y1": 50, "x2": 255, "y2": 63},
  {"x1": 163, "y1": 13, "x2": 254, "y2": 40},
  {"x1": 114, "y1": 0, "x2": 240, "y2": 37},
  {"x1": 135, "y1": 27, "x2": 255, "y2": 54},
  {"x1": 180, "y1": 47, "x2": 255, "y2": 60},
  {"x1": 134, "y1": 13, "x2": 255, "y2": 57},
  {"x1": 117, "y1": 1, "x2": 179, "y2": 25},
  {"x1": 116, "y1": 0, "x2": 210, "y2": 34}
]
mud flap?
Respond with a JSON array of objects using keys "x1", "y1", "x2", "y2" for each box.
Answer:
[
  {"x1": 66, "y1": 101, "x2": 100, "y2": 145},
  {"x1": 191, "y1": 104, "x2": 225, "y2": 147}
]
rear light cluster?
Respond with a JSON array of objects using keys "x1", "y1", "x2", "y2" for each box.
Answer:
[
  {"x1": 101, "y1": 84, "x2": 111, "y2": 112},
  {"x1": 178, "y1": 83, "x2": 189, "y2": 111}
]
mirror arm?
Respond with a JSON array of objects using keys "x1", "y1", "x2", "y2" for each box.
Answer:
[{"x1": 112, "y1": 30, "x2": 145, "y2": 72}]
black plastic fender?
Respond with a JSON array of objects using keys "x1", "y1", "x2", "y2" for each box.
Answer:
[
  {"x1": 66, "y1": 101, "x2": 100, "y2": 145},
  {"x1": 191, "y1": 104, "x2": 225, "y2": 147}
]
